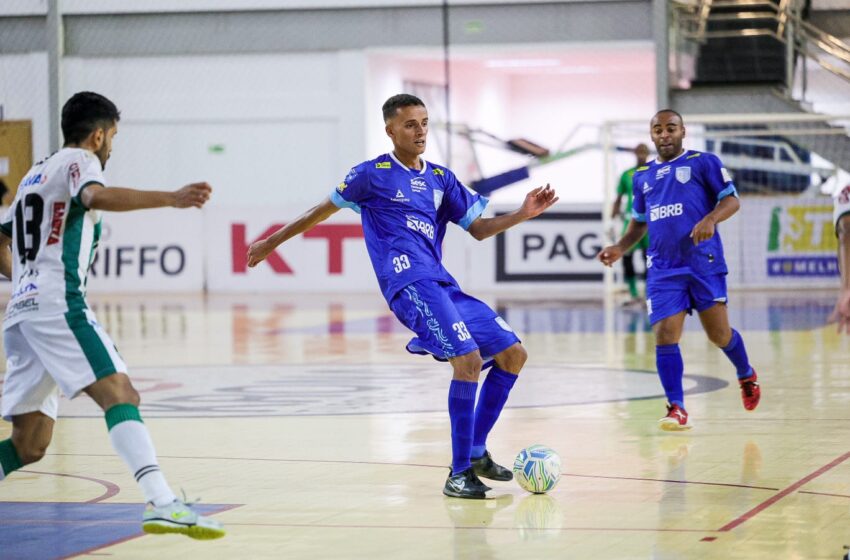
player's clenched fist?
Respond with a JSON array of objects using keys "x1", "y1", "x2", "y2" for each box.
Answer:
[
  {"x1": 173, "y1": 182, "x2": 212, "y2": 208},
  {"x1": 597, "y1": 245, "x2": 624, "y2": 267},
  {"x1": 247, "y1": 239, "x2": 274, "y2": 268}
]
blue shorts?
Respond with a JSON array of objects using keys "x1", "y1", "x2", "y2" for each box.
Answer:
[
  {"x1": 645, "y1": 273, "x2": 728, "y2": 325},
  {"x1": 389, "y1": 280, "x2": 520, "y2": 360}
]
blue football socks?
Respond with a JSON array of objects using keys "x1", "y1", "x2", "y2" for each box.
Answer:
[
  {"x1": 448, "y1": 380, "x2": 478, "y2": 475},
  {"x1": 656, "y1": 343, "x2": 685, "y2": 409},
  {"x1": 471, "y1": 367, "x2": 518, "y2": 459},
  {"x1": 722, "y1": 329, "x2": 753, "y2": 380}
]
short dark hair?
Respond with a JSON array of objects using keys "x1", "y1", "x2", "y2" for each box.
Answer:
[
  {"x1": 652, "y1": 108, "x2": 684, "y2": 124},
  {"x1": 61, "y1": 91, "x2": 121, "y2": 145},
  {"x1": 382, "y1": 94, "x2": 425, "y2": 122}
]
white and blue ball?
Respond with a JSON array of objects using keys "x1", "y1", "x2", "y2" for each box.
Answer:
[{"x1": 513, "y1": 445, "x2": 561, "y2": 494}]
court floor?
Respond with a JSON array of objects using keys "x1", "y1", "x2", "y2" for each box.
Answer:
[{"x1": 0, "y1": 289, "x2": 849, "y2": 559}]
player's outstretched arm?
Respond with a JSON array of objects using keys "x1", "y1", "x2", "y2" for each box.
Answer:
[
  {"x1": 247, "y1": 196, "x2": 340, "y2": 268},
  {"x1": 467, "y1": 184, "x2": 558, "y2": 241},
  {"x1": 0, "y1": 233, "x2": 11, "y2": 279},
  {"x1": 598, "y1": 219, "x2": 648, "y2": 267},
  {"x1": 690, "y1": 194, "x2": 740, "y2": 245},
  {"x1": 829, "y1": 214, "x2": 850, "y2": 334},
  {"x1": 82, "y1": 182, "x2": 212, "y2": 212}
]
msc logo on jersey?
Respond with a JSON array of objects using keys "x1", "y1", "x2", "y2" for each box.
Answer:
[
  {"x1": 410, "y1": 177, "x2": 427, "y2": 193},
  {"x1": 650, "y1": 203, "x2": 683, "y2": 222},
  {"x1": 656, "y1": 166, "x2": 671, "y2": 181},
  {"x1": 406, "y1": 215, "x2": 435, "y2": 239},
  {"x1": 375, "y1": 162, "x2": 392, "y2": 169},
  {"x1": 675, "y1": 167, "x2": 691, "y2": 183}
]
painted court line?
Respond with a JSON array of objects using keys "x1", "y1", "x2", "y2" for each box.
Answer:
[
  {"x1": 797, "y1": 490, "x2": 850, "y2": 499},
  {"x1": 57, "y1": 504, "x2": 240, "y2": 560},
  {"x1": 226, "y1": 521, "x2": 716, "y2": 534},
  {"x1": 564, "y1": 473, "x2": 779, "y2": 492},
  {"x1": 19, "y1": 470, "x2": 121, "y2": 503},
  {"x1": 716, "y1": 450, "x2": 850, "y2": 533},
  {"x1": 44, "y1": 454, "x2": 783, "y2": 493}
]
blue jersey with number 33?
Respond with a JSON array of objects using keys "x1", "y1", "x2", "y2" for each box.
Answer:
[
  {"x1": 330, "y1": 153, "x2": 487, "y2": 302},
  {"x1": 632, "y1": 150, "x2": 738, "y2": 278}
]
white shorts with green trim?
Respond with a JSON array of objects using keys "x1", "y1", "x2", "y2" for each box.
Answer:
[{"x1": 1, "y1": 309, "x2": 128, "y2": 421}]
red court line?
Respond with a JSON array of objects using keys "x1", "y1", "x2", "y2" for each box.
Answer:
[
  {"x1": 19, "y1": 469, "x2": 121, "y2": 503},
  {"x1": 716, "y1": 450, "x2": 850, "y2": 533}
]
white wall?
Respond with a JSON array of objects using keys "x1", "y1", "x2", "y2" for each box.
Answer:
[
  {"x1": 366, "y1": 45, "x2": 656, "y2": 207},
  {"x1": 61, "y1": 52, "x2": 368, "y2": 208},
  {"x1": 498, "y1": 46, "x2": 656, "y2": 205},
  {"x1": 0, "y1": 42, "x2": 656, "y2": 294},
  {"x1": 0, "y1": 53, "x2": 50, "y2": 161},
  {"x1": 1, "y1": 0, "x2": 621, "y2": 16}
]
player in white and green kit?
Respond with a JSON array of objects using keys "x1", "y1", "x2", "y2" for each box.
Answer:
[{"x1": 0, "y1": 92, "x2": 225, "y2": 539}]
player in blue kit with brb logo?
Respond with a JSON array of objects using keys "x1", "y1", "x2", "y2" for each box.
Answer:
[
  {"x1": 598, "y1": 110, "x2": 761, "y2": 430},
  {"x1": 246, "y1": 94, "x2": 558, "y2": 498}
]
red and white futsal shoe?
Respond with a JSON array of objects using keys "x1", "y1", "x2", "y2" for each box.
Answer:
[
  {"x1": 739, "y1": 371, "x2": 761, "y2": 411},
  {"x1": 658, "y1": 402, "x2": 692, "y2": 431}
]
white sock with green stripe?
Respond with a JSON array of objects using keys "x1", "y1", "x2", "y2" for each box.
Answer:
[{"x1": 106, "y1": 404, "x2": 176, "y2": 507}]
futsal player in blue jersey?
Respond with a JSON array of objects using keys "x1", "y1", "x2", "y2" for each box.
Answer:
[
  {"x1": 246, "y1": 94, "x2": 558, "y2": 498},
  {"x1": 598, "y1": 109, "x2": 760, "y2": 431}
]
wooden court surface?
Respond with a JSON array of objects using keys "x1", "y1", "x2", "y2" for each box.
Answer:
[{"x1": 0, "y1": 290, "x2": 849, "y2": 559}]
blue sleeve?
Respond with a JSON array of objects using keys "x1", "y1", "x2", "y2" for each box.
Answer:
[
  {"x1": 442, "y1": 169, "x2": 488, "y2": 230},
  {"x1": 702, "y1": 153, "x2": 738, "y2": 201},
  {"x1": 631, "y1": 174, "x2": 646, "y2": 222},
  {"x1": 329, "y1": 163, "x2": 368, "y2": 214}
]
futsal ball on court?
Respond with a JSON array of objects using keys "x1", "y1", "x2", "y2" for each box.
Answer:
[{"x1": 513, "y1": 445, "x2": 561, "y2": 494}]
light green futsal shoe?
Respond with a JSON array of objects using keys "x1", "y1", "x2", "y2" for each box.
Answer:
[{"x1": 142, "y1": 499, "x2": 226, "y2": 540}]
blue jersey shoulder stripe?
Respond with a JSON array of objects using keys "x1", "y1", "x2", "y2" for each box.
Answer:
[
  {"x1": 717, "y1": 185, "x2": 738, "y2": 200},
  {"x1": 330, "y1": 189, "x2": 362, "y2": 214},
  {"x1": 459, "y1": 197, "x2": 488, "y2": 230}
]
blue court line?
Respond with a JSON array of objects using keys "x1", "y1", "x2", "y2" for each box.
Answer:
[{"x1": 0, "y1": 502, "x2": 238, "y2": 560}]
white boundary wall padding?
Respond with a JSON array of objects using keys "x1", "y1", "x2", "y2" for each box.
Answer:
[
  {"x1": 602, "y1": 113, "x2": 850, "y2": 292},
  {"x1": 0, "y1": 202, "x2": 605, "y2": 295},
  {"x1": 215, "y1": 203, "x2": 607, "y2": 295}
]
